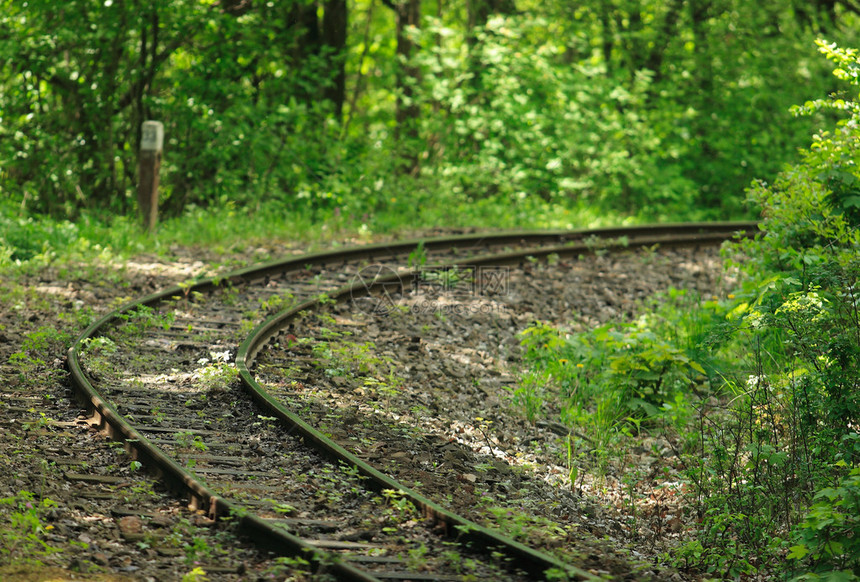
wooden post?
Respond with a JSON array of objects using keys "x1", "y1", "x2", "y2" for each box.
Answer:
[{"x1": 138, "y1": 121, "x2": 163, "y2": 232}]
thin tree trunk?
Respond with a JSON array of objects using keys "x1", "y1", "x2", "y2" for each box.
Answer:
[
  {"x1": 323, "y1": 0, "x2": 348, "y2": 118},
  {"x1": 643, "y1": 0, "x2": 683, "y2": 84},
  {"x1": 394, "y1": 0, "x2": 421, "y2": 137},
  {"x1": 465, "y1": 0, "x2": 516, "y2": 90},
  {"x1": 689, "y1": 0, "x2": 713, "y2": 99},
  {"x1": 289, "y1": 1, "x2": 322, "y2": 106},
  {"x1": 599, "y1": 0, "x2": 613, "y2": 76}
]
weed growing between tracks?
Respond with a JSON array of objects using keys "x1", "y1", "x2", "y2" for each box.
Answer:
[{"x1": 0, "y1": 491, "x2": 63, "y2": 566}]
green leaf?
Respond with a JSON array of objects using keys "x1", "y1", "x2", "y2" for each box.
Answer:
[
  {"x1": 787, "y1": 544, "x2": 809, "y2": 560},
  {"x1": 688, "y1": 360, "x2": 706, "y2": 375},
  {"x1": 842, "y1": 195, "x2": 860, "y2": 208},
  {"x1": 727, "y1": 301, "x2": 750, "y2": 320}
]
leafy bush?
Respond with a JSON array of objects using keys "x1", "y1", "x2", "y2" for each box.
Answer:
[
  {"x1": 512, "y1": 38, "x2": 860, "y2": 580},
  {"x1": 515, "y1": 288, "x2": 723, "y2": 442},
  {"x1": 790, "y1": 463, "x2": 860, "y2": 579},
  {"x1": 0, "y1": 206, "x2": 79, "y2": 264},
  {"x1": 683, "y1": 40, "x2": 860, "y2": 577}
]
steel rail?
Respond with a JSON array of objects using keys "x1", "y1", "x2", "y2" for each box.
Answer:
[
  {"x1": 235, "y1": 228, "x2": 754, "y2": 580},
  {"x1": 67, "y1": 222, "x2": 757, "y2": 581}
]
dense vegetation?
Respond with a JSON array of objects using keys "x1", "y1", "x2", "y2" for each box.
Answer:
[
  {"x1": 2, "y1": 0, "x2": 859, "y2": 248},
  {"x1": 517, "y1": 41, "x2": 860, "y2": 580}
]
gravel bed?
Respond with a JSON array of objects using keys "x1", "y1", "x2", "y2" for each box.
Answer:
[
  {"x1": 1, "y1": 237, "x2": 733, "y2": 581},
  {"x1": 254, "y1": 245, "x2": 733, "y2": 579},
  {"x1": 1, "y1": 251, "x2": 302, "y2": 581}
]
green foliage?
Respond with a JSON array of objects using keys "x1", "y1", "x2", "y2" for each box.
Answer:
[
  {"x1": 508, "y1": 39, "x2": 860, "y2": 578},
  {"x1": 193, "y1": 351, "x2": 239, "y2": 394},
  {"x1": 10, "y1": 325, "x2": 74, "y2": 373},
  {"x1": 0, "y1": 0, "x2": 346, "y2": 217},
  {"x1": 182, "y1": 536, "x2": 213, "y2": 566},
  {"x1": 260, "y1": 291, "x2": 296, "y2": 316},
  {"x1": 400, "y1": 3, "x2": 850, "y2": 218},
  {"x1": 175, "y1": 432, "x2": 207, "y2": 453},
  {"x1": 408, "y1": 241, "x2": 427, "y2": 270},
  {"x1": 681, "y1": 40, "x2": 860, "y2": 577},
  {"x1": 181, "y1": 567, "x2": 210, "y2": 582},
  {"x1": 509, "y1": 370, "x2": 545, "y2": 424},
  {"x1": 80, "y1": 336, "x2": 119, "y2": 379},
  {"x1": 516, "y1": 289, "x2": 720, "y2": 435},
  {"x1": 0, "y1": 210, "x2": 79, "y2": 264},
  {"x1": 117, "y1": 304, "x2": 176, "y2": 335},
  {"x1": 262, "y1": 555, "x2": 312, "y2": 580},
  {"x1": 2, "y1": 0, "x2": 855, "y2": 229},
  {"x1": 411, "y1": 15, "x2": 698, "y2": 215},
  {"x1": 790, "y1": 464, "x2": 860, "y2": 579},
  {"x1": 731, "y1": 42, "x2": 860, "y2": 455},
  {"x1": 0, "y1": 491, "x2": 60, "y2": 566}
]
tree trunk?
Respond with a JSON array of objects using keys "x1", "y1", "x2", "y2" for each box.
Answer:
[
  {"x1": 391, "y1": 0, "x2": 422, "y2": 173},
  {"x1": 689, "y1": 0, "x2": 713, "y2": 99},
  {"x1": 343, "y1": 0, "x2": 377, "y2": 136},
  {"x1": 467, "y1": 0, "x2": 516, "y2": 30},
  {"x1": 465, "y1": 0, "x2": 516, "y2": 93},
  {"x1": 323, "y1": 0, "x2": 348, "y2": 118},
  {"x1": 599, "y1": 0, "x2": 613, "y2": 76},
  {"x1": 394, "y1": 0, "x2": 421, "y2": 133},
  {"x1": 288, "y1": 0, "x2": 322, "y2": 106},
  {"x1": 642, "y1": 0, "x2": 683, "y2": 84}
]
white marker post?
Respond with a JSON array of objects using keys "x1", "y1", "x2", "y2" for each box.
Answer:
[{"x1": 138, "y1": 121, "x2": 164, "y2": 232}]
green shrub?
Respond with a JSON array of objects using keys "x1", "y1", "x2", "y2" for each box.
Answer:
[
  {"x1": 681, "y1": 40, "x2": 860, "y2": 577},
  {"x1": 514, "y1": 38, "x2": 860, "y2": 580},
  {"x1": 515, "y1": 288, "x2": 724, "y2": 441},
  {"x1": 0, "y1": 209, "x2": 79, "y2": 263},
  {"x1": 0, "y1": 491, "x2": 61, "y2": 566},
  {"x1": 789, "y1": 463, "x2": 860, "y2": 580},
  {"x1": 410, "y1": 15, "x2": 699, "y2": 217}
]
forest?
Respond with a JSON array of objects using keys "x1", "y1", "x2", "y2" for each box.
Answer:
[
  {"x1": 1, "y1": 0, "x2": 858, "y2": 235},
  {"x1": 4, "y1": 0, "x2": 860, "y2": 580}
]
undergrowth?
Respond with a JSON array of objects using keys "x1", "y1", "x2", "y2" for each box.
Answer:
[
  {"x1": 0, "y1": 193, "x2": 640, "y2": 274},
  {"x1": 513, "y1": 40, "x2": 860, "y2": 580},
  {"x1": 0, "y1": 491, "x2": 65, "y2": 566}
]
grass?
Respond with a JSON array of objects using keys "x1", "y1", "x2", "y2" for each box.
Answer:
[{"x1": 0, "y1": 193, "x2": 663, "y2": 274}]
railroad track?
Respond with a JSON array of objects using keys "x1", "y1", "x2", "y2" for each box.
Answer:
[{"x1": 67, "y1": 222, "x2": 755, "y2": 581}]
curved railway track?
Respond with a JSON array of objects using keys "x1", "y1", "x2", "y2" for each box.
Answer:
[{"x1": 66, "y1": 222, "x2": 756, "y2": 581}]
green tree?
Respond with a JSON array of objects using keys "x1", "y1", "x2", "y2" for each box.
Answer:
[
  {"x1": 2, "y1": 0, "x2": 859, "y2": 221},
  {"x1": 0, "y1": 0, "x2": 350, "y2": 217}
]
